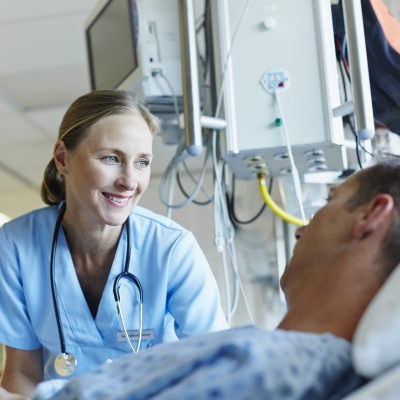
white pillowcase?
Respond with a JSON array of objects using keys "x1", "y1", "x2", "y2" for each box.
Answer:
[
  {"x1": 341, "y1": 365, "x2": 400, "y2": 400},
  {"x1": 353, "y1": 264, "x2": 400, "y2": 378}
]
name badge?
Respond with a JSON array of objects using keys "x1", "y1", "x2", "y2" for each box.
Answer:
[{"x1": 117, "y1": 329, "x2": 155, "y2": 342}]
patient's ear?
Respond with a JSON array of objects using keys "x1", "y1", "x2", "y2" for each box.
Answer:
[{"x1": 354, "y1": 194, "x2": 394, "y2": 239}]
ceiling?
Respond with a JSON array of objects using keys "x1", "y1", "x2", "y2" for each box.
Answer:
[{"x1": 0, "y1": 0, "x2": 398, "y2": 220}]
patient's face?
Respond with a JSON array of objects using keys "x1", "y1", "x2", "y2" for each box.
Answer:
[{"x1": 281, "y1": 172, "x2": 362, "y2": 302}]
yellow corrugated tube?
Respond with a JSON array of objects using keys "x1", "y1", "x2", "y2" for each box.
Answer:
[{"x1": 257, "y1": 173, "x2": 308, "y2": 227}]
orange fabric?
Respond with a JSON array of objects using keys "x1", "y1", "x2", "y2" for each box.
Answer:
[{"x1": 370, "y1": 0, "x2": 400, "y2": 53}]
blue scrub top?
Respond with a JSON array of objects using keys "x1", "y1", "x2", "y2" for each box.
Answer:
[{"x1": 0, "y1": 204, "x2": 227, "y2": 380}]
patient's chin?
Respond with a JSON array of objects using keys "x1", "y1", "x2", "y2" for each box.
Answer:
[{"x1": 280, "y1": 264, "x2": 290, "y2": 291}]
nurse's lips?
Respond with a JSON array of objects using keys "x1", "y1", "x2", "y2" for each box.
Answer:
[{"x1": 102, "y1": 193, "x2": 132, "y2": 204}]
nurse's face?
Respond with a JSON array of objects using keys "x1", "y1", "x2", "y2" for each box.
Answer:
[{"x1": 57, "y1": 113, "x2": 153, "y2": 228}]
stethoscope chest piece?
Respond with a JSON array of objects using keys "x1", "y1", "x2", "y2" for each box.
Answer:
[{"x1": 54, "y1": 352, "x2": 77, "y2": 377}]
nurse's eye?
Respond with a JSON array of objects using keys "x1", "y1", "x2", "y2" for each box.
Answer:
[
  {"x1": 103, "y1": 156, "x2": 120, "y2": 163},
  {"x1": 137, "y1": 159, "x2": 150, "y2": 169}
]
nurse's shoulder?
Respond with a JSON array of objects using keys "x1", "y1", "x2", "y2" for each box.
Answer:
[
  {"x1": 129, "y1": 206, "x2": 202, "y2": 255},
  {"x1": 130, "y1": 205, "x2": 189, "y2": 234},
  {"x1": 0, "y1": 205, "x2": 59, "y2": 248}
]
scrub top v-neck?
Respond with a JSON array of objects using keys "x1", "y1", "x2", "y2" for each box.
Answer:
[{"x1": 0, "y1": 204, "x2": 228, "y2": 380}]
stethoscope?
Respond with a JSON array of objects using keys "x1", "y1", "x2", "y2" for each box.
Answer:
[{"x1": 50, "y1": 203, "x2": 143, "y2": 377}]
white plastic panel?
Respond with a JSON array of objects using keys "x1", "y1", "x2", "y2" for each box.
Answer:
[
  {"x1": 221, "y1": 0, "x2": 343, "y2": 152},
  {"x1": 134, "y1": 0, "x2": 182, "y2": 97},
  {"x1": 215, "y1": 0, "x2": 347, "y2": 179}
]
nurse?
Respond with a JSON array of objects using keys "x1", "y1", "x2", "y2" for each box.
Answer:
[{"x1": 0, "y1": 90, "x2": 228, "y2": 397}]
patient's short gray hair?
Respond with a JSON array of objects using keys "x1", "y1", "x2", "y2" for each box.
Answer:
[{"x1": 347, "y1": 155, "x2": 400, "y2": 279}]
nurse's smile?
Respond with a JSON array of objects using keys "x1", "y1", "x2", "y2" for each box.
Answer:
[{"x1": 102, "y1": 193, "x2": 132, "y2": 207}]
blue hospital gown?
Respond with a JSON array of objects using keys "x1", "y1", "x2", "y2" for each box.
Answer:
[{"x1": 33, "y1": 326, "x2": 365, "y2": 400}]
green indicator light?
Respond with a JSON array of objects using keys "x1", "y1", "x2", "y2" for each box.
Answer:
[{"x1": 275, "y1": 118, "x2": 282, "y2": 127}]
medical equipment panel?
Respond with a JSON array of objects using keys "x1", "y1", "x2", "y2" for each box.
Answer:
[{"x1": 215, "y1": 0, "x2": 347, "y2": 179}]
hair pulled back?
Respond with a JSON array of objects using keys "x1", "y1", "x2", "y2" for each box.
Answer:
[{"x1": 41, "y1": 90, "x2": 160, "y2": 206}]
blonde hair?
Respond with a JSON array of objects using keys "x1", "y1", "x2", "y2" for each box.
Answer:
[{"x1": 41, "y1": 90, "x2": 160, "y2": 206}]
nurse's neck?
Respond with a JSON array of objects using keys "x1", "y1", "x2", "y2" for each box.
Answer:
[
  {"x1": 61, "y1": 208, "x2": 123, "y2": 260},
  {"x1": 60, "y1": 207, "x2": 124, "y2": 318}
]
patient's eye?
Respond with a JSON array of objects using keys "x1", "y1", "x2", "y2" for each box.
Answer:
[{"x1": 326, "y1": 188, "x2": 335, "y2": 202}]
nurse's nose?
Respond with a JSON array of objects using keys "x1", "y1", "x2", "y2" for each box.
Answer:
[{"x1": 118, "y1": 165, "x2": 138, "y2": 192}]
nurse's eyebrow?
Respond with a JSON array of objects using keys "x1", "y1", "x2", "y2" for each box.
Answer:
[
  {"x1": 138, "y1": 152, "x2": 153, "y2": 159},
  {"x1": 98, "y1": 148, "x2": 153, "y2": 158}
]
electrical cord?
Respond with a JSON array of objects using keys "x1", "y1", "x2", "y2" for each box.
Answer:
[
  {"x1": 156, "y1": 71, "x2": 180, "y2": 125},
  {"x1": 354, "y1": 132, "x2": 363, "y2": 170},
  {"x1": 195, "y1": 0, "x2": 210, "y2": 81},
  {"x1": 176, "y1": 169, "x2": 212, "y2": 205},
  {"x1": 346, "y1": 116, "x2": 374, "y2": 170},
  {"x1": 182, "y1": 160, "x2": 213, "y2": 201},
  {"x1": 350, "y1": 125, "x2": 373, "y2": 158},
  {"x1": 155, "y1": 71, "x2": 213, "y2": 211},
  {"x1": 338, "y1": 59, "x2": 348, "y2": 103},
  {"x1": 213, "y1": 164, "x2": 234, "y2": 326},
  {"x1": 159, "y1": 135, "x2": 211, "y2": 209},
  {"x1": 212, "y1": 130, "x2": 254, "y2": 325},
  {"x1": 228, "y1": 175, "x2": 271, "y2": 225}
]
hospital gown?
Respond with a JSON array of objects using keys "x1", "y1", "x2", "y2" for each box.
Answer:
[{"x1": 33, "y1": 326, "x2": 366, "y2": 400}]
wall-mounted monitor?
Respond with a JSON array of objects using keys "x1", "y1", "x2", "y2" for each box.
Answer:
[
  {"x1": 86, "y1": 0, "x2": 139, "y2": 91},
  {"x1": 85, "y1": 0, "x2": 183, "y2": 105}
]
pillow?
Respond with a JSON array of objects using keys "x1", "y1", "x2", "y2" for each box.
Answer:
[{"x1": 352, "y1": 263, "x2": 400, "y2": 378}]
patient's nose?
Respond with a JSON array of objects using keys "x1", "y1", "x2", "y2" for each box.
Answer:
[{"x1": 295, "y1": 225, "x2": 307, "y2": 240}]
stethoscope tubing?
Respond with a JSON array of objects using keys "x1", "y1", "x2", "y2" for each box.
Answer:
[
  {"x1": 50, "y1": 204, "x2": 67, "y2": 355},
  {"x1": 51, "y1": 203, "x2": 144, "y2": 375}
]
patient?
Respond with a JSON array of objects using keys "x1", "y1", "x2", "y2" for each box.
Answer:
[{"x1": 2, "y1": 158, "x2": 400, "y2": 399}]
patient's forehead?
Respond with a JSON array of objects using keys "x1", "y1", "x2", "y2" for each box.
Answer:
[{"x1": 328, "y1": 172, "x2": 361, "y2": 199}]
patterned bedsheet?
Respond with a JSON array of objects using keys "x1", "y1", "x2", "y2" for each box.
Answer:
[{"x1": 33, "y1": 326, "x2": 366, "y2": 400}]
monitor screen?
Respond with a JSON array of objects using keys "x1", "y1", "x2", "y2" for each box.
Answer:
[{"x1": 86, "y1": 0, "x2": 138, "y2": 90}]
